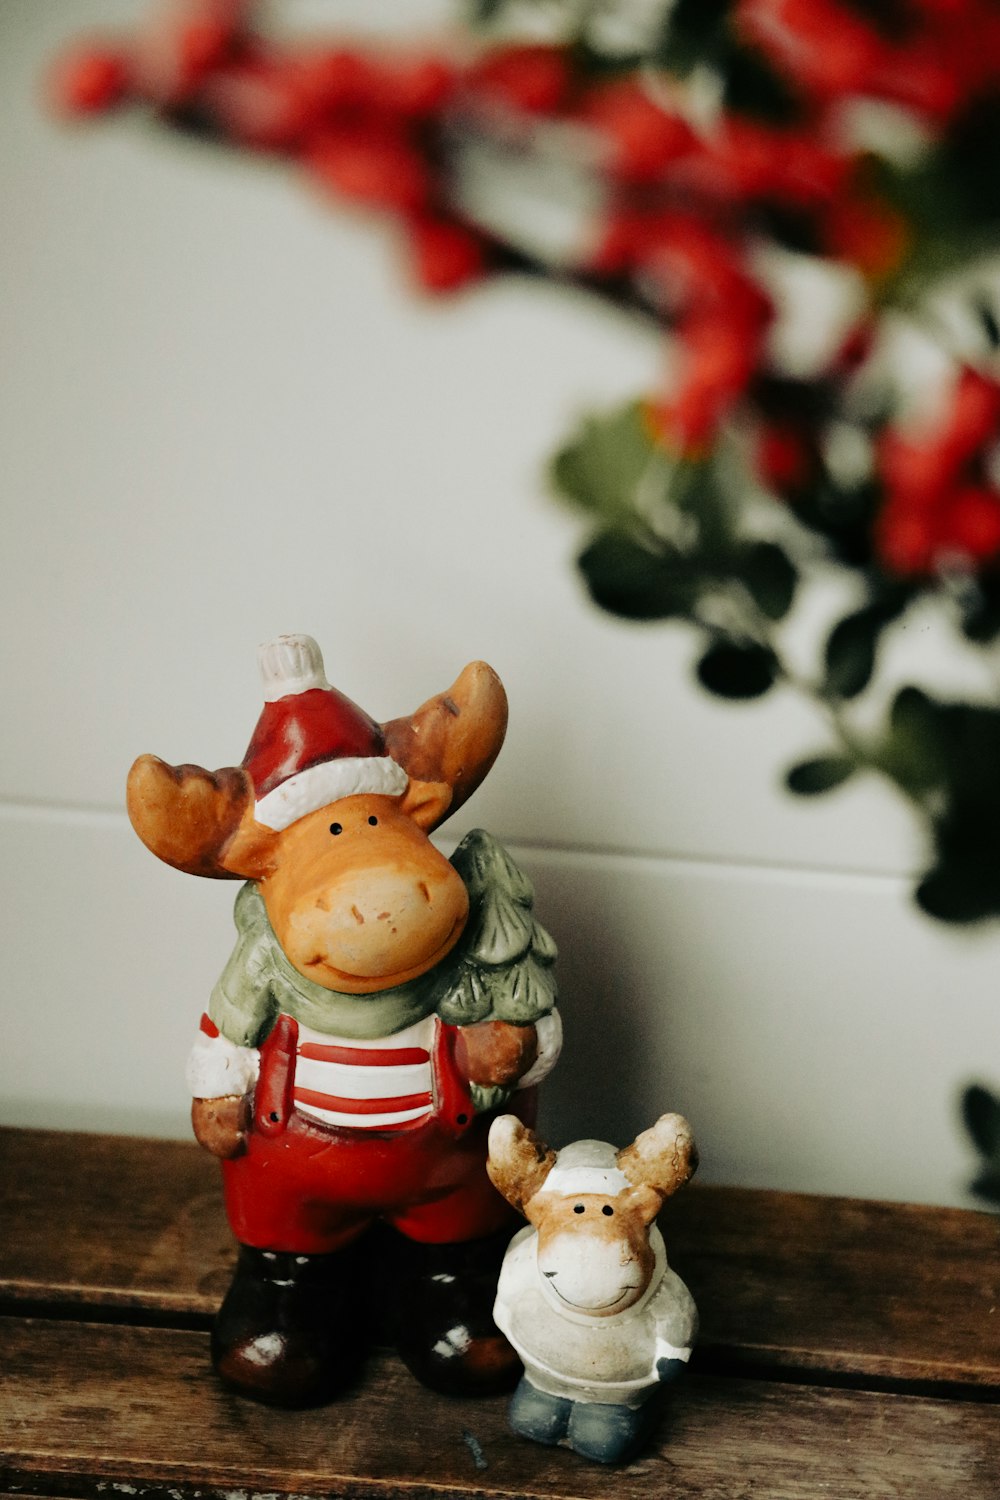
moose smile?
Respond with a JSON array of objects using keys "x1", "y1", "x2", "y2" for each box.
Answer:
[
  {"x1": 547, "y1": 1281, "x2": 640, "y2": 1311},
  {"x1": 302, "y1": 911, "x2": 467, "y2": 991}
]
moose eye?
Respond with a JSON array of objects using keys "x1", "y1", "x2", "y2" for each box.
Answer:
[
  {"x1": 329, "y1": 823, "x2": 343, "y2": 836},
  {"x1": 368, "y1": 815, "x2": 378, "y2": 826},
  {"x1": 602, "y1": 1205, "x2": 614, "y2": 1216},
  {"x1": 573, "y1": 1204, "x2": 585, "y2": 1214}
]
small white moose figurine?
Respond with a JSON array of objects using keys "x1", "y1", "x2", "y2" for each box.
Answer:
[{"x1": 487, "y1": 1112, "x2": 698, "y2": 1464}]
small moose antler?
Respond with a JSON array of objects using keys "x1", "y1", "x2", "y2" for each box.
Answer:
[
  {"x1": 617, "y1": 1113, "x2": 698, "y2": 1203},
  {"x1": 382, "y1": 661, "x2": 508, "y2": 823},
  {"x1": 487, "y1": 1115, "x2": 557, "y2": 1213}
]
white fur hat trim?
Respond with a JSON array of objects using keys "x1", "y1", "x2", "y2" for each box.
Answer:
[
  {"x1": 545, "y1": 1164, "x2": 632, "y2": 1197},
  {"x1": 545, "y1": 1141, "x2": 631, "y2": 1197},
  {"x1": 254, "y1": 755, "x2": 408, "y2": 831}
]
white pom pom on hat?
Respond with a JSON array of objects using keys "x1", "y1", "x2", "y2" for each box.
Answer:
[{"x1": 242, "y1": 634, "x2": 407, "y2": 831}]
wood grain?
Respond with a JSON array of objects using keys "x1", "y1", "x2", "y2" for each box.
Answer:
[
  {"x1": 2, "y1": 1319, "x2": 998, "y2": 1500},
  {"x1": 664, "y1": 1184, "x2": 1000, "y2": 1390},
  {"x1": 0, "y1": 1128, "x2": 232, "y2": 1316},
  {"x1": 3, "y1": 1128, "x2": 998, "y2": 1391}
]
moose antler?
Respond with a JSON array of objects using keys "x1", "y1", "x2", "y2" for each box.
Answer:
[
  {"x1": 382, "y1": 661, "x2": 507, "y2": 822},
  {"x1": 487, "y1": 1115, "x2": 557, "y2": 1213},
  {"x1": 126, "y1": 754, "x2": 276, "y2": 878},
  {"x1": 617, "y1": 1114, "x2": 698, "y2": 1203}
]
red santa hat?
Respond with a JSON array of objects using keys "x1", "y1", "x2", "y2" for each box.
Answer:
[{"x1": 242, "y1": 634, "x2": 408, "y2": 831}]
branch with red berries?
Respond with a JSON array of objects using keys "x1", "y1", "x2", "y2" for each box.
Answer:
[{"x1": 47, "y1": 0, "x2": 1000, "y2": 928}]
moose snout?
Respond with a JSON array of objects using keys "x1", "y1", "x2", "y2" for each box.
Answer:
[
  {"x1": 537, "y1": 1231, "x2": 648, "y2": 1315},
  {"x1": 291, "y1": 868, "x2": 467, "y2": 982}
]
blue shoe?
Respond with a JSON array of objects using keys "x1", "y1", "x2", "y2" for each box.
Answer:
[
  {"x1": 508, "y1": 1377, "x2": 572, "y2": 1445},
  {"x1": 567, "y1": 1398, "x2": 651, "y2": 1464}
]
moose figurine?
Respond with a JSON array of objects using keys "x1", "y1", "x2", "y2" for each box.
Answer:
[
  {"x1": 127, "y1": 634, "x2": 560, "y2": 1406},
  {"x1": 487, "y1": 1112, "x2": 698, "y2": 1464}
]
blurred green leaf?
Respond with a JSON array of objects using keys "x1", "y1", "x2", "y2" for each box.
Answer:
[
  {"x1": 551, "y1": 403, "x2": 659, "y2": 519},
  {"x1": 697, "y1": 640, "x2": 778, "y2": 699},
  {"x1": 880, "y1": 686, "x2": 948, "y2": 794},
  {"x1": 973, "y1": 291, "x2": 1000, "y2": 351},
  {"x1": 940, "y1": 96, "x2": 1000, "y2": 235},
  {"x1": 915, "y1": 857, "x2": 1000, "y2": 923},
  {"x1": 959, "y1": 575, "x2": 1000, "y2": 644},
  {"x1": 789, "y1": 477, "x2": 880, "y2": 568},
  {"x1": 823, "y1": 607, "x2": 883, "y2": 699},
  {"x1": 740, "y1": 540, "x2": 799, "y2": 621},
  {"x1": 655, "y1": 0, "x2": 730, "y2": 71},
  {"x1": 723, "y1": 43, "x2": 803, "y2": 124},
  {"x1": 970, "y1": 1168, "x2": 1000, "y2": 1206},
  {"x1": 936, "y1": 705, "x2": 1000, "y2": 801},
  {"x1": 579, "y1": 532, "x2": 701, "y2": 621},
  {"x1": 673, "y1": 459, "x2": 736, "y2": 559},
  {"x1": 786, "y1": 755, "x2": 857, "y2": 796},
  {"x1": 466, "y1": 0, "x2": 508, "y2": 20},
  {"x1": 963, "y1": 1084, "x2": 1000, "y2": 1158}
]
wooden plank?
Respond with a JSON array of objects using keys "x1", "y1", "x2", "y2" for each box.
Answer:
[
  {"x1": 3, "y1": 1128, "x2": 999, "y2": 1389},
  {"x1": 2, "y1": 1318, "x2": 998, "y2": 1500},
  {"x1": 0, "y1": 1128, "x2": 231, "y2": 1317},
  {"x1": 664, "y1": 1184, "x2": 1000, "y2": 1391}
]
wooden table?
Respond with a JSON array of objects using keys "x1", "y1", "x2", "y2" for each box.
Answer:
[{"x1": 2, "y1": 1126, "x2": 999, "y2": 1498}]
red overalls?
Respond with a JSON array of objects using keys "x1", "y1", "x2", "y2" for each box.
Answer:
[{"x1": 221, "y1": 1012, "x2": 530, "y2": 1254}]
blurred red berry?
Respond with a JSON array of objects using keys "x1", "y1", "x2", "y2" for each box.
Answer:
[
  {"x1": 825, "y1": 192, "x2": 911, "y2": 282},
  {"x1": 132, "y1": 0, "x2": 244, "y2": 106},
  {"x1": 874, "y1": 500, "x2": 940, "y2": 576},
  {"x1": 407, "y1": 217, "x2": 487, "y2": 293},
  {"x1": 201, "y1": 58, "x2": 312, "y2": 152},
  {"x1": 285, "y1": 48, "x2": 380, "y2": 119},
  {"x1": 941, "y1": 369, "x2": 1000, "y2": 468},
  {"x1": 47, "y1": 44, "x2": 131, "y2": 117},
  {"x1": 647, "y1": 314, "x2": 762, "y2": 452},
  {"x1": 467, "y1": 45, "x2": 571, "y2": 115},
  {"x1": 758, "y1": 422, "x2": 820, "y2": 496},
  {"x1": 306, "y1": 129, "x2": 433, "y2": 214},
  {"x1": 586, "y1": 210, "x2": 650, "y2": 276},
  {"x1": 383, "y1": 57, "x2": 457, "y2": 118},
  {"x1": 637, "y1": 215, "x2": 765, "y2": 317},
  {"x1": 735, "y1": 0, "x2": 886, "y2": 98},
  {"x1": 833, "y1": 322, "x2": 875, "y2": 375},
  {"x1": 580, "y1": 81, "x2": 695, "y2": 184},
  {"x1": 941, "y1": 486, "x2": 1000, "y2": 561},
  {"x1": 878, "y1": 432, "x2": 951, "y2": 510},
  {"x1": 875, "y1": 44, "x2": 961, "y2": 123},
  {"x1": 699, "y1": 120, "x2": 847, "y2": 209}
]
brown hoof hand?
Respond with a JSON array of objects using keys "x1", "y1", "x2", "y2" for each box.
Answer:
[
  {"x1": 192, "y1": 1094, "x2": 250, "y2": 1159},
  {"x1": 457, "y1": 1020, "x2": 539, "y2": 1089}
]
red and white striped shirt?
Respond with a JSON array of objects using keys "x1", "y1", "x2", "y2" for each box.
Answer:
[{"x1": 291, "y1": 1016, "x2": 438, "y2": 1131}]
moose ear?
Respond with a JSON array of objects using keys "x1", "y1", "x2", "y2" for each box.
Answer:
[
  {"x1": 487, "y1": 1115, "x2": 557, "y2": 1215},
  {"x1": 399, "y1": 778, "x2": 453, "y2": 831},
  {"x1": 616, "y1": 1113, "x2": 698, "y2": 1202}
]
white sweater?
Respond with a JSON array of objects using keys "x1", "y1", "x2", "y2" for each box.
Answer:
[{"x1": 494, "y1": 1224, "x2": 697, "y2": 1408}]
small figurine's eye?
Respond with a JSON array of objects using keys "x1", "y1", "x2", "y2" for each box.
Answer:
[
  {"x1": 329, "y1": 822, "x2": 343, "y2": 836},
  {"x1": 368, "y1": 815, "x2": 378, "y2": 826},
  {"x1": 602, "y1": 1205, "x2": 614, "y2": 1216},
  {"x1": 573, "y1": 1203, "x2": 585, "y2": 1214}
]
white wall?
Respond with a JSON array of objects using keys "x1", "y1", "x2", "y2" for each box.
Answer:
[{"x1": 2, "y1": 0, "x2": 998, "y2": 1207}]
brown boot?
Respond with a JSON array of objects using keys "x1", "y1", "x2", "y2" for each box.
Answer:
[
  {"x1": 387, "y1": 1227, "x2": 522, "y2": 1397},
  {"x1": 211, "y1": 1240, "x2": 369, "y2": 1407}
]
